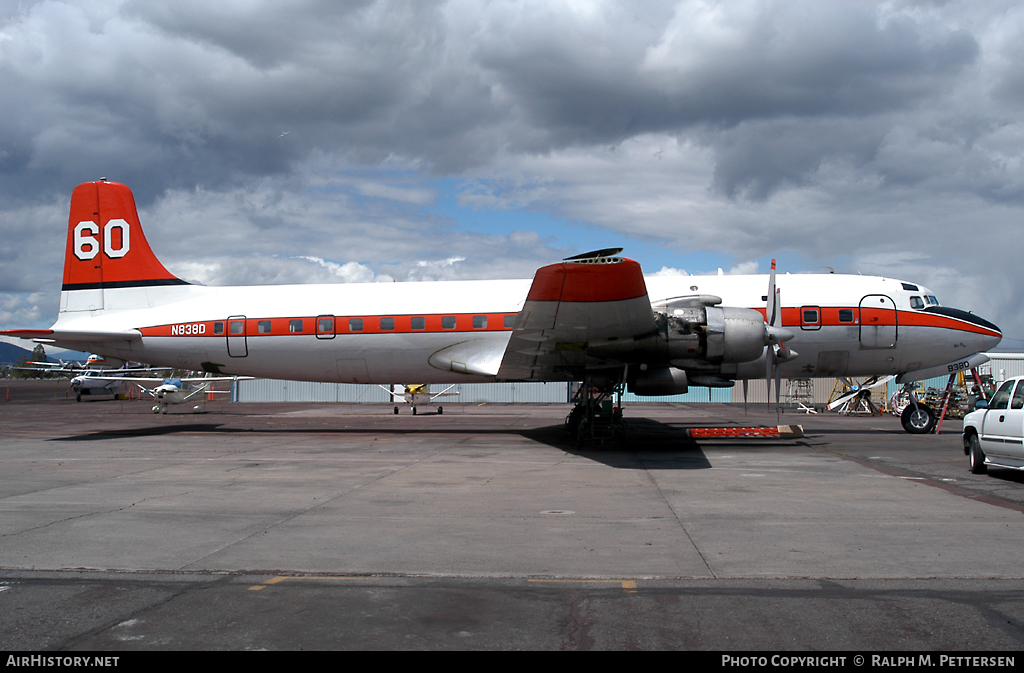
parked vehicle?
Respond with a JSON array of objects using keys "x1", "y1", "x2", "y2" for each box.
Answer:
[{"x1": 962, "y1": 376, "x2": 1024, "y2": 474}]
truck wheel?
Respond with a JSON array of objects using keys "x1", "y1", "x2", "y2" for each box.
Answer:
[
  {"x1": 968, "y1": 435, "x2": 987, "y2": 474},
  {"x1": 901, "y1": 404, "x2": 936, "y2": 434}
]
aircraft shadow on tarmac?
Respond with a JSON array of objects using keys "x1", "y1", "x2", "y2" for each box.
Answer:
[{"x1": 48, "y1": 418, "x2": 741, "y2": 470}]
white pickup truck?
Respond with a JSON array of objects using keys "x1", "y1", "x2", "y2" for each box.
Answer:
[{"x1": 962, "y1": 375, "x2": 1024, "y2": 474}]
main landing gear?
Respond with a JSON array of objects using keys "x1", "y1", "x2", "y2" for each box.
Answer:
[
  {"x1": 393, "y1": 405, "x2": 443, "y2": 415},
  {"x1": 565, "y1": 376, "x2": 629, "y2": 448}
]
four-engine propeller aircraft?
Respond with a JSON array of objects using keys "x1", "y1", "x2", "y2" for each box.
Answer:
[{"x1": 0, "y1": 180, "x2": 1003, "y2": 434}]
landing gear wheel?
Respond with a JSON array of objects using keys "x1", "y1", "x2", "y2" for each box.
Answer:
[
  {"x1": 394, "y1": 406, "x2": 399, "y2": 415},
  {"x1": 76, "y1": 393, "x2": 82, "y2": 402},
  {"x1": 968, "y1": 435, "x2": 987, "y2": 474},
  {"x1": 901, "y1": 404, "x2": 936, "y2": 434},
  {"x1": 437, "y1": 406, "x2": 443, "y2": 415},
  {"x1": 412, "y1": 407, "x2": 417, "y2": 415}
]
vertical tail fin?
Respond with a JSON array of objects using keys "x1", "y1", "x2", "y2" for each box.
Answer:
[{"x1": 62, "y1": 180, "x2": 187, "y2": 292}]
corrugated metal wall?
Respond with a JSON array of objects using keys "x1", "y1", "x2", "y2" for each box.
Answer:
[
  {"x1": 234, "y1": 352, "x2": 1024, "y2": 405},
  {"x1": 235, "y1": 380, "x2": 571, "y2": 403}
]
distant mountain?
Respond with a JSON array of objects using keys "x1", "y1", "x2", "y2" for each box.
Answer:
[
  {"x1": 0, "y1": 342, "x2": 33, "y2": 365},
  {"x1": 0, "y1": 343, "x2": 91, "y2": 365}
]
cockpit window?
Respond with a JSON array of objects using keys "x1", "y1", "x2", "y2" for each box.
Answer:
[
  {"x1": 910, "y1": 296, "x2": 924, "y2": 310},
  {"x1": 925, "y1": 295, "x2": 939, "y2": 306}
]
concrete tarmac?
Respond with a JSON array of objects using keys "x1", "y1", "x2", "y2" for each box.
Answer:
[{"x1": 1, "y1": 381, "x2": 1023, "y2": 650}]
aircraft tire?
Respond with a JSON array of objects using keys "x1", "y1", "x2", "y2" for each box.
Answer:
[
  {"x1": 901, "y1": 404, "x2": 935, "y2": 434},
  {"x1": 968, "y1": 435, "x2": 987, "y2": 474},
  {"x1": 438, "y1": 406, "x2": 443, "y2": 415},
  {"x1": 412, "y1": 407, "x2": 417, "y2": 415},
  {"x1": 394, "y1": 406, "x2": 399, "y2": 415},
  {"x1": 76, "y1": 393, "x2": 81, "y2": 402}
]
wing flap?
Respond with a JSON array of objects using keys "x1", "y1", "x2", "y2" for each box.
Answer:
[{"x1": 498, "y1": 256, "x2": 656, "y2": 381}]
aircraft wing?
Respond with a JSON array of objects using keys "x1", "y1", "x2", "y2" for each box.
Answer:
[
  {"x1": 1, "y1": 329, "x2": 141, "y2": 350},
  {"x1": 178, "y1": 376, "x2": 255, "y2": 383},
  {"x1": 497, "y1": 254, "x2": 657, "y2": 381},
  {"x1": 84, "y1": 375, "x2": 253, "y2": 384}
]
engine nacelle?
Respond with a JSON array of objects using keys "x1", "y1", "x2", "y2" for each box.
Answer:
[
  {"x1": 629, "y1": 366, "x2": 688, "y2": 396},
  {"x1": 585, "y1": 297, "x2": 781, "y2": 378},
  {"x1": 658, "y1": 305, "x2": 768, "y2": 365}
]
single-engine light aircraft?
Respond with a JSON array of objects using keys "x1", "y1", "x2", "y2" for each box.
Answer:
[
  {"x1": 379, "y1": 383, "x2": 459, "y2": 415},
  {"x1": 82, "y1": 373, "x2": 251, "y2": 414},
  {"x1": 0, "y1": 180, "x2": 1002, "y2": 434}
]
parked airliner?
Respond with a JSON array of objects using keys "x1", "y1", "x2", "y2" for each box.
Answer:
[{"x1": 1, "y1": 180, "x2": 1002, "y2": 433}]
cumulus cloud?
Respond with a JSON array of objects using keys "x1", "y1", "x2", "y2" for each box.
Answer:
[{"x1": 0, "y1": 0, "x2": 1022, "y2": 344}]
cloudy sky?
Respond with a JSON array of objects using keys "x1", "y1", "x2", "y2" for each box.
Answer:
[{"x1": 1, "y1": 0, "x2": 1023, "y2": 348}]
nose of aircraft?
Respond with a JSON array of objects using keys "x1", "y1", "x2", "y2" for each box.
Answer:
[{"x1": 929, "y1": 306, "x2": 1002, "y2": 350}]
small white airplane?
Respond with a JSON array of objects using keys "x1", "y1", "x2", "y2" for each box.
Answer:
[
  {"x1": 19, "y1": 355, "x2": 172, "y2": 401},
  {"x1": 0, "y1": 180, "x2": 1003, "y2": 434},
  {"x1": 82, "y1": 374, "x2": 252, "y2": 413},
  {"x1": 380, "y1": 383, "x2": 459, "y2": 414}
]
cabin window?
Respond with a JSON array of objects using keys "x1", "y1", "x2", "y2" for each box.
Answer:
[
  {"x1": 504, "y1": 315, "x2": 516, "y2": 329},
  {"x1": 442, "y1": 316, "x2": 457, "y2": 330},
  {"x1": 901, "y1": 283, "x2": 919, "y2": 291},
  {"x1": 348, "y1": 318, "x2": 363, "y2": 332},
  {"x1": 838, "y1": 309, "x2": 854, "y2": 323},
  {"x1": 289, "y1": 319, "x2": 303, "y2": 333},
  {"x1": 800, "y1": 307, "x2": 821, "y2": 331},
  {"x1": 910, "y1": 296, "x2": 924, "y2": 310},
  {"x1": 411, "y1": 317, "x2": 425, "y2": 330},
  {"x1": 473, "y1": 315, "x2": 487, "y2": 329},
  {"x1": 380, "y1": 317, "x2": 395, "y2": 331},
  {"x1": 318, "y1": 318, "x2": 334, "y2": 333},
  {"x1": 214, "y1": 322, "x2": 224, "y2": 335},
  {"x1": 257, "y1": 320, "x2": 272, "y2": 334},
  {"x1": 229, "y1": 321, "x2": 244, "y2": 335}
]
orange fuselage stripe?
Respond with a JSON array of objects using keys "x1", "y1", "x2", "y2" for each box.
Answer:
[{"x1": 134, "y1": 306, "x2": 998, "y2": 339}]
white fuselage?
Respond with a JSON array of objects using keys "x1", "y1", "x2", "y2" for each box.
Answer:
[{"x1": 47, "y1": 271, "x2": 1001, "y2": 385}]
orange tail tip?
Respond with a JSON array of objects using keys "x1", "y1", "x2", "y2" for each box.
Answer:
[{"x1": 62, "y1": 180, "x2": 187, "y2": 291}]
